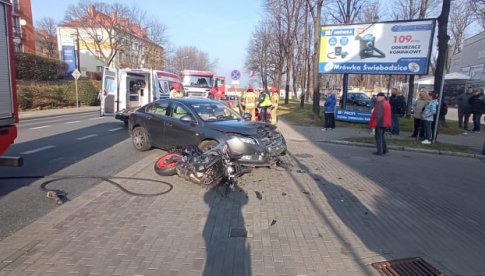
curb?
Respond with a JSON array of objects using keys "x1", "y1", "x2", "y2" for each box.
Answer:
[
  {"x1": 324, "y1": 140, "x2": 485, "y2": 160},
  {"x1": 19, "y1": 109, "x2": 99, "y2": 121}
]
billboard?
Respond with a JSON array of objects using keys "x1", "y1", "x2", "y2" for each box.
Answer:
[
  {"x1": 61, "y1": 45, "x2": 77, "y2": 76},
  {"x1": 319, "y1": 19, "x2": 435, "y2": 75}
]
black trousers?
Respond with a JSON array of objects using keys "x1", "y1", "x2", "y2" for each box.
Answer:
[
  {"x1": 472, "y1": 113, "x2": 483, "y2": 131},
  {"x1": 324, "y1": 113, "x2": 335, "y2": 128},
  {"x1": 458, "y1": 108, "x2": 471, "y2": 129},
  {"x1": 260, "y1": 107, "x2": 269, "y2": 123},
  {"x1": 374, "y1": 127, "x2": 388, "y2": 154},
  {"x1": 411, "y1": 118, "x2": 424, "y2": 138}
]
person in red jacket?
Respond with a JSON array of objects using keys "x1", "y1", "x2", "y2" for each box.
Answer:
[{"x1": 369, "y1": 92, "x2": 392, "y2": 155}]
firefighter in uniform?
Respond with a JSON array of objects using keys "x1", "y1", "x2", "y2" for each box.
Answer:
[
  {"x1": 242, "y1": 86, "x2": 257, "y2": 121},
  {"x1": 170, "y1": 83, "x2": 184, "y2": 98},
  {"x1": 258, "y1": 88, "x2": 272, "y2": 123},
  {"x1": 270, "y1": 86, "x2": 279, "y2": 124}
]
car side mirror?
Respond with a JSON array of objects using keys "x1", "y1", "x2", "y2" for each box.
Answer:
[
  {"x1": 242, "y1": 113, "x2": 252, "y2": 121},
  {"x1": 180, "y1": 114, "x2": 196, "y2": 124}
]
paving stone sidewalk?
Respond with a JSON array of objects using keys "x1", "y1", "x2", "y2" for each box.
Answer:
[{"x1": 1, "y1": 121, "x2": 484, "y2": 275}]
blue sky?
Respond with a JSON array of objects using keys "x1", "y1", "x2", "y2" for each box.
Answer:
[{"x1": 32, "y1": 0, "x2": 264, "y2": 85}]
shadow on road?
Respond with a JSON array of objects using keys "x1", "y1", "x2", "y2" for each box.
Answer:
[
  {"x1": 281, "y1": 120, "x2": 485, "y2": 275},
  {"x1": 202, "y1": 187, "x2": 250, "y2": 276}
]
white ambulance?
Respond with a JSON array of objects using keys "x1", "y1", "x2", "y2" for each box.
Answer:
[{"x1": 100, "y1": 67, "x2": 182, "y2": 124}]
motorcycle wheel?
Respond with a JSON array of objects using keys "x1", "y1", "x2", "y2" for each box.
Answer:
[{"x1": 154, "y1": 153, "x2": 182, "y2": 176}]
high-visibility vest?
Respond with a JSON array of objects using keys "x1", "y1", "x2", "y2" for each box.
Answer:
[
  {"x1": 244, "y1": 92, "x2": 257, "y2": 108},
  {"x1": 271, "y1": 93, "x2": 279, "y2": 108},
  {"x1": 259, "y1": 92, "x2": 272, "y2": 107}
]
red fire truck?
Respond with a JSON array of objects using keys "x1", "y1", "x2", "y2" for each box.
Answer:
[{"x1": 0, "y1": 0, "x2": 22, "y2": 166}]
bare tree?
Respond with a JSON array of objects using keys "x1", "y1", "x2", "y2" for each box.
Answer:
[
  {"x1": 245, "y1": 21, "x2": 277, "y2": 90},
  {"x1": 167, "y1": 46, "x2": 217, "y2": 73},
  {"x1": 35, "y1": 17, "x2": 58, "y2": 58},
  {"x1": 306, "y1": 0, "x2": 324, "y2": 115},
  {"x1": 63, "y1": 1, "x2": 166, "y2": 69},
  {"x1": 449, "y1": 0, "x2": 474, "y2": 55},
  {"x1": 471, "y1": 0, "x2": 485, "y2": 29},
  {"x1": 265, "y1": 0, "x2": 306, "y2": 103},
  {"x1": 329, "y1": 0, "x2": 366, "y2": 24}
]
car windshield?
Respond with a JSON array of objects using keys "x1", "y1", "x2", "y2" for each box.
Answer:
[
  {"x1": 183, "y1": 75, "x2": 213, "y2": 88},
  {"x1": 191, "y1": 102, "x2": 241, "y2": 121}
]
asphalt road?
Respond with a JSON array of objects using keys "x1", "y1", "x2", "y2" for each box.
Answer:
[{"x1": 0, "y1": 111, "x2": 157, "y2": 240}]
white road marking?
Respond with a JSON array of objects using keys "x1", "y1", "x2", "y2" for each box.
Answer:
[
  {"x1": 108, "y1": 127, "x2": 124, "y2": 132},
  {"x1": 76, "y1": 134, "x2": 98, "y2": 140},
  {"x1": 89, "y1": 117, "x2": 105, "y2": 120},
  {"x1": 29, "y1": 125, "x2": 51, "y2": 130},
  {"x1": 65, "y1": 120, "x2": 81, "y2": 124},
  {"x1": 20, "y1": 145, "x2": 55, "y2": 155}
]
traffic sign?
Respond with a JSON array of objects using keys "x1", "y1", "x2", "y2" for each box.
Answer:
[
  {"x1": 72, "y1": 69, "x2": 81, "y2": 80},
  {"x1": 230, "y1": 70, "x2": 241, "y2": 80}
]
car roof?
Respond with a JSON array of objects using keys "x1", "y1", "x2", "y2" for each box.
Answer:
[{"x1": 155, "y1": 98, "x2": 220, "y2": 105}]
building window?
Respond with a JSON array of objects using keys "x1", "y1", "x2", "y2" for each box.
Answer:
[
  {"x1": 12, "y1": 0, "x2": 19, "y2": 12},
  {"x1": 12, "y1": 16, "x2": 21, "y2": 38},
  {"x1": 96, "y1": 66, "x2": 104, "y2": 72}
]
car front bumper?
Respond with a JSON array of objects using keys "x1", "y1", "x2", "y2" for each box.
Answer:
[{"x1": 235, "y1": 134, "x2": 287, "y2": 166}]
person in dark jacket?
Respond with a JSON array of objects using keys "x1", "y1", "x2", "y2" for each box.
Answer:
[
  {"x1": 389, "y1": 88, "x2": 406, "y2": 135},
  {"x1": 470, "y1": 88, "x2": 485, "y2": 132},
  {"x1": 369, "y1": 92, "x2": 392, "y2": 155},
  {"x1": 322, "y1": 90, "x2": 336, "y2": 131},
  {"x1": 457, "y1": 87, "x2": 474, "y2": 129}
]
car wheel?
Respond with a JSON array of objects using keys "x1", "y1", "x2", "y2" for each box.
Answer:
[
  {"x1": 132, "y1": 127, "x2": 151, "y2": 151},
  {"x1": 154, "y1": 153, "x2": 181, "y2": 176},
  {"x1": 199, "y1": 140, "x2": 218, "y2": 153}
]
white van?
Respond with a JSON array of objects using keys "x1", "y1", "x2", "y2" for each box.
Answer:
[{"x1": 100, "y1": 67, "x2": 182, "y2": 123}]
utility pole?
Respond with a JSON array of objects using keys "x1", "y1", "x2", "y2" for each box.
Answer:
[{"x1": 432, "y1": 0, "x2": 451, "y2": 142}]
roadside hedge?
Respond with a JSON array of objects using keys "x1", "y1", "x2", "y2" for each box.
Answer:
[
  {"x1": 17, "y1": 80, "x2": 101, "y2": 110},
  {"x1": 15, "y1": 52, "x2": 67, "y2": 81}
]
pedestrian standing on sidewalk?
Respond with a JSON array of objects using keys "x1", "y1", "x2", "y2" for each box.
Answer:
[
  {"x1": 369, "y1": 92, "x2": 391, "y2": 155},
  {"x1": 457, "y1": 87, "x2": 474, "y2": 130},
  {"x1": 389, "y1": 88, "x2": 406, "y2": 135},
  {"x1": 322, "y1": 90, "x2": 336, "y2": 131},
  {"x1": 421, "y1": 93, "x2": 437, "y2": 144},
  {"x1": 410, "y1": 91, "x2": 427, "y2": 139},
  {"x1": 470, "y1": 88, "x2": 485, "y2": 133}
]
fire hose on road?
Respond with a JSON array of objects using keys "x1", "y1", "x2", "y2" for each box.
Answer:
[{"x1": 0, "y1": 175, "x2": 173, "y2": 205}]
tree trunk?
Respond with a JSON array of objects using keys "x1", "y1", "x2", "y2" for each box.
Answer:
[
  {"x1": 285, "y1": 52, "x2": 292, "y2": 104},
  {"x1": 434, "y1": 0, "x2": 451, "y2": 94},
  {"x1": 406, "y1": 75, "x2": 415, "y2": 117}
]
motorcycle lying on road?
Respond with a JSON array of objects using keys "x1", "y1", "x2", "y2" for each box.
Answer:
[{"x1": 154, "y1": 137, "x2": 251, "y2": 192}]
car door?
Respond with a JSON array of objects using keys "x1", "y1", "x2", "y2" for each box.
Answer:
[
  {"x1": 164, "y1": 102, "x2": 201, "y2": 147},
  {"x1": 143, "y1": 100, "x2": 170, "y2": 149},
  {"x1": 100, "y1": 67, "x2": 117, "y2": 115}
]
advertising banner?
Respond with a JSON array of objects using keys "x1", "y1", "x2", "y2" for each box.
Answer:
[
  {"x1": 335, "y1": 109, "x2": 371, "y2": 123},
  {"x1": 61, "y1": 45, "x2": 77, "y2": 76},
  {"x1": 319, "y1": 19, "x2": 435, "y2": 75}
]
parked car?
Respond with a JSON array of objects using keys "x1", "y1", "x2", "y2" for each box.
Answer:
[
  {"x1": 128, "y1": 98, "x2": 287, "y2": 166},
  {"x1": 341, "y1": 92, "x2": 372, "y2": 107}
]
